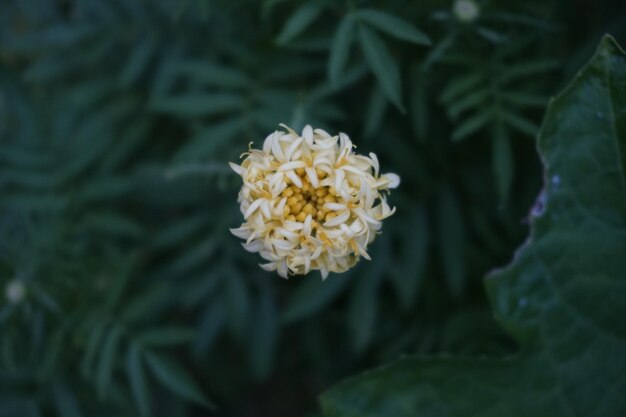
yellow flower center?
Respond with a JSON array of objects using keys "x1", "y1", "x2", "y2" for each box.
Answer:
[{"x1": 282, "y1": 167, "x2": 340, "y2": 223}]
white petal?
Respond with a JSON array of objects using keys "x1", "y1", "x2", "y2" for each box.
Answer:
[
  {"x1": 244, "y1": 199, "x2": 264, "y2": 219},
  {"x1": 341, "y1": 165, "x2": 367, "y2": 176},
  {"x1": 242, "y1": 240, "x2": 264, "y2": 252},
  {"x1": 229, "y1": 162, "x2": 245, "y2": 176},
  {"x1": 272, "y1": 135, "x2": 285, "y2": 161},
  {"x1": 277, "y1": 260, "x2": 289, "y2": 278},
  {"x1": 263, "y1": 131, "x2": 278, "y2": 154},
  {"x1": 320, "y1": 268, "x2": 329, "y2": 280},
  {"x1": 314, "y1": 128, "x2": 331, "y2": 138},
  {"x1": 230, "y1": 226, "x2": 251, "y2": 240},
  {"x1": 335, "y1": 169, "x2": 345, "y2": 191},
  {"x1": 303, "y1": 214, "x2": 313, "y2": 237},
  {"x1": 285, "y1": 137, "x2": 303, "y2": 160},
  {"x1": 324, "y1": 202, "x2": 346, "y2": 211},
  {"x1": 261, "y1": 200, "x2": 272, "y2": 219},
  {"x1": 302, "y1": 125, "x2": 313, "y2": 144},
  {"x1": 383, "y1": 173, "x2": 400, "y2": 189},
  {"x1": 369, "y1": 152, "x2": 380, "y2": 177},
  {"x1": 324, "y1": 210, "x2": 350, "y2": 227},
  {"x1": 286, "y1": 170, "x2": 303, "y2": 188},
  {"x1": 260, "y1": 262, "x2": 277, "y2": 272},
  {"x1": 305, "y1": 166, "x2": 319, "y2": 188},
  {"x1": 278, "y1": 161, "x2": 307, "y2": 171}
]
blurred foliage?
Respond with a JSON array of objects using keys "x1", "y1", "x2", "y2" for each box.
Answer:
[
  {"x1": 0, "y1": 0, "x2": 625, "y2": 416},
  {"x1": 322, "y1": 35, "x2": 626, "y2": 417}
]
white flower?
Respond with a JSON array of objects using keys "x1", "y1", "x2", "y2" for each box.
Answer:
[
  {"x1": 453, "y1": 0, "x2": 480, "y2": 23},
  {"x1": 5, "y1": 279, "x2": 26, "y2": 304},
  {"x1": 230, "y1": 124, "x2": 399, "y2": 280}
]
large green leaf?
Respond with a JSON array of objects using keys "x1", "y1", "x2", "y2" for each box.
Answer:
[{"x1": 321, "y1": 35, "x2": 626, "y2": 417}]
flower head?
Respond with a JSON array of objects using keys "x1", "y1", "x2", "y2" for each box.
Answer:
[
  {"x1": 230, "y1": 124, "x2": 399, "y2": 279},
  {"x1": 5, "y1": 279, "x2": 26, "y2": 304},
  {"x1": 453, "y1": 0, "x2": 480, "y2": 23}
]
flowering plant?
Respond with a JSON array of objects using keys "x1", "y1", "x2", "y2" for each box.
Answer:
[{"x1": 230, "y1": 125, "x2": 399, "y2": 279}]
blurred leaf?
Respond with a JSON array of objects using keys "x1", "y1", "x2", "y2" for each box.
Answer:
[
  {"x1": 150, "y1": 93, "x2": 244, "y2": 117},
  {"x1": 501, "y1": 110, "x2": 539, "y2": 137},
  {"x1": 225, "y1": 267, "x2": 250, "y2": 339},
  {"x1": 436, "y1": 187, "x2": 465, "y2": 298},
  {"x1": 498, "y1": 59, "x2": 560, "y2": 84},
  {"x1": 53, "y1": 384, "x2": 83, "y2": 417},
  {"x1": 347, "y1": 260, "x2": 385, "y2": 352},
  {"x1": 276, "y1": 3, "x2": 322, "y2": 45},
  {"x1": 145, "y1": 353, "x2": 214, "y2": 408},
  {"x1": 165, "y1": 236, "x2": 218, "y2": 274},
  {"x1": 193, "y1": 299, "x2": 226, "y2": 355},
  {"x1": 364, "y1": 86, "x2": 387, "y2": 138},
  {"x1": 475, "y1": 27, "x2": 508, "y2": 44},
  {"x1": 281, "y1": 274, "x2": 351, "y2": 324},
  {"x1": 409, "y1": 65, "x2": 429, "y2": 141},
  {"x1": 499, "y1": 91, "x2": 548, "y2": 108},
  {"x1": 389, "y1": 204, "x2": 429, "y2": 310},
  {"x1": 120, "y1": 34, "x2": 157, "y2": 87},
  {"x1": 249, "y1": 287, "x2": 278, "y2": 379},
  {"x1": 451, "y1": 109, "x2": 492, "y2": 141},
  {"x1": 355, "y1": 9, "x2": 430, "y2": 46},
  {"x1": 121, "y1": 284, "x2": 171, "y2": 324},
  {"x1": 81, "y1": 320, "x2": 108, "y2": 378},
  {"x1": 448, "y1": 89, "x2": 489, "y2": 119},
  {"x1": 127, "y1": 343, "x2": 151, "y2": 417},
  {"x1": 151, "y1": 214, "x2": 207, "y2": 249},
  {"x1": 492, "y1": 122, "x2": 513, "y2": 202},
  {"x1": 96, "y1": 325, "x2": 123, "y2": 399},
  {"x1": 172, "y1": 117, "x2": 243, "y2": 163},
  {"x1": 358, "y1": 25, "x2": 404, "y2": 112},
  {"x1": 83, "y1": 211, "x2": 143, "y2": 239},
  {"x1": 138, "y1": 326, "x2": 196, "y2": 347},
  {"x1": 328, "y1": 14, "x2": 355, "y2": 84},
  {"x1": 440, "y1": 72, "x2": 484, "y2": 103},
  {"x1": 172, "y1": 61, "x2": 251, "y2": 89},
  {"x1": 321, "y1": 35, "x2": 626, "y2": 417}
]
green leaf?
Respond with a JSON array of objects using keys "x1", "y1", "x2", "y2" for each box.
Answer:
[
  {"x1": 120, "y1": 35, "x2": 157, "y2": 87},
  {"x1": 499, "y1": 91, "x2": 548, "y2": 108},
  {"x1": 276, "y1": 4, "x2": 322, "y2": 45},
  {"x1": 126, "y1": 343, "x2": 150, "y2": 417},
  {"x1": 500, "y1": 110, "x2": 539, "y2": 137},
  {"x1": 436, "y1": 187, "x2": 465, "y2": 298},
  {"x1": 358, "y1": 25, "x2": 404, "y2": 112},
  {"x1": 150, "y1": 93, "x2": 244, "y2": 117},
  {"x1": 328, "y1": 14, "x2": 355, "y2": 84},
  {"x1": 145, "y1": 353, "x2": 214, "y2": 408},
  {"x1": 439, "y1": 72, "x2": 483, "y2": 104},
  {"x1": 498, "y1": 59, "x2": 560, "y2": 84},
  {"x1": 363, "y1": 86, "x2": 387, "y2": 138},
  {"x1": 355, "y1": 9, "x2": 431, "y2": 46},
  {"x1": 172, "y1": 61, "x2": 250, "y2": 89},
  {"x1": 347, "y1": 259, "x2": 385, "y2": 352},
  {"x1": 138, "y1": 326, "x2": 196, "y2": 346},
  {"x1": 248, "y1": 287, "x2": 278, "y2": 379},
  {"x1": 281, "y1": 273, "x2": 351, "y2": 324},
  {"x1": 321, "y1": 35, "x2": 626, "y2": 417},
  {"x1": 53, "y1": 384, "x2": 83, "y2": 417},
  {"x1": 447, "y1": 88, "x2": 489, "y2": 119},
  {"x1": 492, "y1": 122, "x2": 514, "y2": 203},
  {"x1": 451, "y1": 109, "x2": 492, "y2": 141},
  {"x1": 96, "y1": 325, "x2": 123, "y2": 399},
  {"x1": 172, "y1": 117, "x2": 242, "y2": 163},
  {"x1": 225, "y1": 267, "x2": 250, "y2": 339},
  {"x1": 389, "y1": 204, "x2": 429, "y2": 310}
]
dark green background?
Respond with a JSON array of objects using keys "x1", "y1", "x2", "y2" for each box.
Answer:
[{"x1": 1, "y1": 1, "x2": 625, "y2": 416}]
